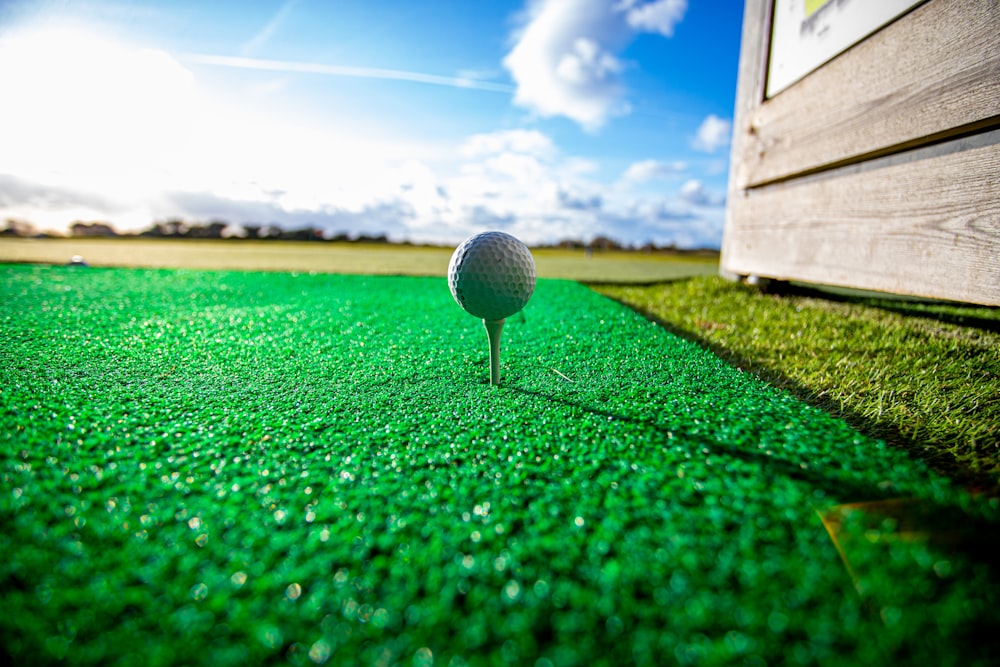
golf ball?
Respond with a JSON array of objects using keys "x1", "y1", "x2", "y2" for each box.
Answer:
[{"x1": 448, "y1": 231, "x2": 536, "y2": 321}]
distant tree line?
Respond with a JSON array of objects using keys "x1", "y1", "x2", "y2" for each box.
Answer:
[
  {"x1": 1, "y1": 217, "x2": 718, "y2": 255},
  {"x1": 15, "y1": 218, "x2": 391, "y2": 244},
  {"x1": 105, "y1": 218, "x2": 391, "y2": 243}
]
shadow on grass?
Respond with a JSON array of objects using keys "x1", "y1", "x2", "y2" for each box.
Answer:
[
  {"x1": 864, "y1": 301, "x2": 1000, "y2": 334},
  {"x1": 597, "y1": 285, "x2": 999, "y2": 493},
  {"x1": 589, "y1": 277, "x2": 1000, "y2": 610},
  {"x1": 508, "y1": 385, "x2": 900, "y2": 504},
  {"x1": 508, "y1": 376, "x2": 1000, "y2": 650},
  {"x1": 507, "y1": 382, "x2": 1000, "y2": 594},
  {"x1": 753, "y1": 280, "x2": 1000, "y2": 334}
]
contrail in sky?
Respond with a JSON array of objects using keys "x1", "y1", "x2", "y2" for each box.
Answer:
[
  {"x1": 183, "y1": 53, "x2": 515, "y2": 94},
  {"x1": 241, "y1": 0, "x2": 298, "y2": 56}
]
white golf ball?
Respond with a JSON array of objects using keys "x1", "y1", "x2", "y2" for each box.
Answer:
[{"x1": 448, "y1": 231, "x2": 536, "y2": 321}]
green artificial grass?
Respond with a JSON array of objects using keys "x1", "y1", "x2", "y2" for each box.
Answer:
[
  {"x1": 2, "y1": 264, "x2": 998, "y2": 666},
  {"x1": 596, "y1": 278, "x2": 1000, "y2": 488}
]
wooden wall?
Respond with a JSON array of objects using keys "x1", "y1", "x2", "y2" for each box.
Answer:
[{"x1": 722, "y1": 0, "x2": 1000, "y2": 305}]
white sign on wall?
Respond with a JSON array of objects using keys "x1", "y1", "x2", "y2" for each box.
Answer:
[{"x1": 767, "y1": 0, "x2": 926, "y2": 97}]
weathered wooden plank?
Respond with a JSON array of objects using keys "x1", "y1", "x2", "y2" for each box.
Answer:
[
  {"x1": 722, "y1": 134, "x2": 1000, "y2": 306},
  {"x1": 726, "y1": 0, "x2": 771, "y2": 209},
  {"x1": 735, "y1": 0, "x2": 1000, "y2": 189}
]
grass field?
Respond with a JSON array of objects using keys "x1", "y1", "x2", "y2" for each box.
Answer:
[
  {"x1": 2, "y1": 240, "x2": 998, "y2": 665},
  {"x1": 0, "y1": 237, "x2": 719, "y2": 283}
]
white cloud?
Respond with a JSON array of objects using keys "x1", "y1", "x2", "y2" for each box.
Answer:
[
  {"x1": 556, "y1": 185, "x2": 603, "y2": 211},
  {"x1": 678, "y1": 179, "x2": 724, "y2": 207},
  {"x1": 692, "y1": 114, "x2": 732, "y2": 153},
  {"x1": 503, "y1": 0, "x2": 688, "y2": 131},
  {"x1": 621, "y1": 159, "x2": 687, "y2": 182},
  {"x1": 0, "y1": 28, "x2": 430, "y2": 234},
  {"x1": 435, "y1": 130, "x2": 724, "y2": 247},
  {"x1": 0, "y1": 29, "x2": 723, "y2": 249},
  {"x1": 459, "y1": 129, "x2": 555, "y2": 158},
  {"x1": 503, "y1": 0, "x2": 628, "y2": 131},
  {"x1": 0, "y1": 28, "x2": 200, "y2": 202},
  {"x1": 618, "y1": 0, "x2": 688, "y2": 37},
  {"x1": 554, "y1": 37, "x2": 623, "y2": 86}
]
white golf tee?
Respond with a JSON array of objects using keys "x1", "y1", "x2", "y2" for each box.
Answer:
[{"x1": 484, "y1": 318, "x2": 504, "y2": 386}]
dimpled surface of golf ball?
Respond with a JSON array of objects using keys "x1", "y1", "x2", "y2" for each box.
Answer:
[{"x1": 448, "y1": 231, "x2": 536, "y2": 321}]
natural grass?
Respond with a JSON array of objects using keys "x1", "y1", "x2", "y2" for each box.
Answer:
[
  {"x1": 596, "y1": 278, "x2": 1000, "y2": 489},
  {"x1": 0, "y1": 237, "x2": 718, "y2": 283}
]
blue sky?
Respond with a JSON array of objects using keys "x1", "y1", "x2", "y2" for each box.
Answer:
[{"x1": 0, "y1": 0, "x2": 744, "y2": 248}]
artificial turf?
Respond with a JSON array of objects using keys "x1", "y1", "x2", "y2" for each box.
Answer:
[{"x1": 2, "y1": 264, "x2": 998, "y2": 666}]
